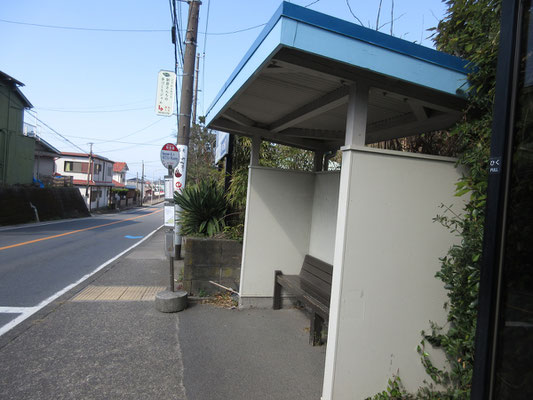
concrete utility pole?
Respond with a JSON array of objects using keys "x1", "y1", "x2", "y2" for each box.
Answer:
[
  {"x1": 174, "y1": 0, "x2": 201, "y2": 258},
  {"x1": 86, "y1": 143, "x2": 93, "y2": 212},
  {"x1": 141, "y1": 160, "x2": 144, "y2": 207}
]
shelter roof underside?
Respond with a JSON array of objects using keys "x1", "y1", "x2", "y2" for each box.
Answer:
[
  {"x1": 209, "y1": 49, "x2": 467, "y2": 152},
  {"x1": 206, "y1": 4, "x2": 469, "y2": 152}
]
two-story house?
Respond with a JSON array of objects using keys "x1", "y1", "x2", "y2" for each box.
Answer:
[
  {"x1": 112, "y1": 162, "x2": 128, "y2": 188},
  {"x1": 55, "y1": 152, "x2": 114, "y2": 211}
]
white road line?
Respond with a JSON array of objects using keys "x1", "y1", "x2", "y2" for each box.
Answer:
[
  {"x1": 0, "y1": 225, "x2": 163, "y2": 337},
  {"x1": 0, "y1": 307, "x2": 37, "y2": 314}
]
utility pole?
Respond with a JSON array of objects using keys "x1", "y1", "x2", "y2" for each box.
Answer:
[
  {"x1": 174, "y1": 0, "x2": 201, "y2": 258},
  {"x1": 192, "y1": 53, "x2": 201, "y2": 125},
  {"x1": 141, "y1": 160, "x2": 144, "y2": 207},
  {"x1": 86, "y1": 143, "x2": 93, "y2": 212}
]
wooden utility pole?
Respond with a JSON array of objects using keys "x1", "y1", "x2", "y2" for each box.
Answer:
[
  {"x1": 177, "y1": 0, "x2": 201, "y2": 148},
  {"x1": 174, "y1": 0, "x2": 201, "y2": 258},
  {"x1": 192, "y1": 53, "x2": 201, "y2": 125}
]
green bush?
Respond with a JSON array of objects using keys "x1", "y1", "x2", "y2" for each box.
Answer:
[{"x1": 174, "y1": 179, "x2": 227, "y2": 237}]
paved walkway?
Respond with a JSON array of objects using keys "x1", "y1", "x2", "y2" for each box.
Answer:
[{"x1": 0, "y1": 228, "x2": 326, "y2": 399}]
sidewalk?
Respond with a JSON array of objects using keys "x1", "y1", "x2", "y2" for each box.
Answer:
[{"x1": 0, "y1": 228, "x2": 326, "y2": 400}]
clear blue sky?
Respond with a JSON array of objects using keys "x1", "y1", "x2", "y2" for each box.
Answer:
[{"x1": 1, "y1": 0, "x2": 447, "y2": 181}]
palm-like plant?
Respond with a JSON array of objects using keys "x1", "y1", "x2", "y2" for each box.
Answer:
[{"x1": 174, "y1": 179, "x2": 227, "y2": 237}]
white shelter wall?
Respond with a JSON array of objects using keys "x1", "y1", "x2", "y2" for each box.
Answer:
[
  {"x1": 308, "y1": 171, "x2": 340, "y2": 265},
  {"x1": 240, "y1": 167, "x2": 314, "y2": 298},
  {"x1": 325, "y1": 149, "x2": 462, "y2": 399}
]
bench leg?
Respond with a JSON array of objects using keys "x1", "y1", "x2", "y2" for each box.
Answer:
[
  {"x1": 273, "y1": 270, "x2": 282, "y2": 310},
  {"x1": 310, "y1": 313, "x2": 324, "y2": 346}
]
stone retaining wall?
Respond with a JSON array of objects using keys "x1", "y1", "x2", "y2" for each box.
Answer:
[{"x1": 182, "y1": 237, "x2": 242, "y2": 296}]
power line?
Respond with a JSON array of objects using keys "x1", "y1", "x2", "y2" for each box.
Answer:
[
  {"x1": 35, "y1": 99, "x2": 152, "y2": 111},
  {"x1": 36, "y1": 106, "x2": 152, "y2": 113},
  {"x1": 98, "y1": 117, "x2": 168, "y2": 143},
  {"x1": 304, "y1": 0, "x2": 320, "y2": 7},
  {"x1": 1, "y1": 16, "x2": 267, "y2": 37},
  {"x1": 26, "y1": 110, "x2": 88, "y2": 154},
  {"x1": 59, "y1": 134, "x2": 174, "y2": 146},
  {"x1": 198, "y1": 23, "x2": 266, "y2": 36},
  {"x1": 0, "y1": 18, "x2": 167, "y2": 32}
]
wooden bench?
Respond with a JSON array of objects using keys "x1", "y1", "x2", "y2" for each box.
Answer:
[{"x1": 273, "y1": 255, "x2": 333, "y2": 345}]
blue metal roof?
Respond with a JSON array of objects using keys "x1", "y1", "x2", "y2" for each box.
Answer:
[{"x1": 207, "y1": 2, "x2": 469, "y2": 118}]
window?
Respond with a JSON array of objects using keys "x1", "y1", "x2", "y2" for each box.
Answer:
[
  {"x1": 94, "y1": 164, "x2": 102, "y2": 174},
  {"x1": 64, "y1": 161, "x2": 88, "y2": 173}
]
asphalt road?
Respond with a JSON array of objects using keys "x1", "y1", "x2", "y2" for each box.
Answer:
[{"x1": 0, "y1": 204, "x2": 164, "y2": 335}]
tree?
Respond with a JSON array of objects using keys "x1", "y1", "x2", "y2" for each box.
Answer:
[{"x1": 185, "y1": 123, "x2": 222, "y2": 185}]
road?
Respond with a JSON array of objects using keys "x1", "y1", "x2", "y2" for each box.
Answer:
[{"x1": 0, "y1": 204, "x2": 164, "y2": 336}]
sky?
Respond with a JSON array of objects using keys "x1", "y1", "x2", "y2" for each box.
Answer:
[{"x1": 1, "y1": 0, "x2": 448, "y2": 181}]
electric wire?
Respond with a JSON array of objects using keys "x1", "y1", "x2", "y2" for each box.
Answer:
[
  {"x1": 26, "y1": 110, "x2": 88, "y2": 153},
  {"x1": 35, "y1": 99, "x2": 152, "y2": 111},
  {"x1": 1, "y1": 17, "x2": 267, "y2": 36},
  {"x1": 97, "y1": 134, "x2": 173, "y2": 153},
  {"x1": 304, "y1": 0, "x2": 320, "y2": 7},
  {"x1": 0, "y1": 18, "x2": 167, "y2": 32},
  {"x1": 35, "y1": 106, "x2": 152, "y2": 113}
]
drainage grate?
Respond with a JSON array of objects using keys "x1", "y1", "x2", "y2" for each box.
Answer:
[{"x1": 71, "y1": 286, "x2": 166, "y2": 302}]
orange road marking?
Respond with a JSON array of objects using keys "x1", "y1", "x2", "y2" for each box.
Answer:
[{"x1": 0, "y1": 209, "x2": 163, "y2": 251}]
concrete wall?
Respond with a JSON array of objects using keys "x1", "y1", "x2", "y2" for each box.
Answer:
[
  {"x1": 322, "y1": 147, "x2": 463, "y2": 399},
  {"x1": 308, "y1": 171, "x2": 340, "y2": 265},
  {"x1": 240, "y1": 167, "x2": 315, "y2": 304}
]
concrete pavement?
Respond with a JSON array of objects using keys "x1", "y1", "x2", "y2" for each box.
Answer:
[{"x1": 0, "y1": 227, "x2": 326, "y2": 399}]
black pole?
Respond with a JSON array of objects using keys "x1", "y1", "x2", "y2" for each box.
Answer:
[{"x1": 471, "y1": 0, "x2": 522, "y2": 397}]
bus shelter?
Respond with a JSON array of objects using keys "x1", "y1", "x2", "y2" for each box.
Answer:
[{"x1": 205, "y1": 3, "x2": 469, "y2": 398}]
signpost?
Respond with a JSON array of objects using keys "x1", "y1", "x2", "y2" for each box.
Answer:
[
  {"x1": 155, "y1": 71, "x2": 176, "y2": 116},
  {"x1": 215, "y1": 131, "x2": 230, "y2": 164},
  {"x1": 160, "y1": 142, "x2": 180, "y2": 169}
]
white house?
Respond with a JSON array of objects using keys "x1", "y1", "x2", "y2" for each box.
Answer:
[
  {"x1": 112, "y1": 161, "x2": 128, "y2": 187},
  {"x1": 205, "y1": 3, "x2": 470, "y2": 399},
  {"x1": 55, "y1": 152, "x2": 114, "y2": 211}
]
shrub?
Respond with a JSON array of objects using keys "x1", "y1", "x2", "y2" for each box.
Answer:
[{"x1": 174, "y1": 179, "x2": 227, "y2": 237}]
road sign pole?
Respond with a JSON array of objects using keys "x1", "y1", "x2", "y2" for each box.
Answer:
[{"x1": 155, "y1": 145, "x2": 187, "y2": 312}]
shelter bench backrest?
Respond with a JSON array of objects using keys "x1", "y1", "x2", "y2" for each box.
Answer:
[{"x1": 300, "y1": 255, "x2": 333, "y2": 304}]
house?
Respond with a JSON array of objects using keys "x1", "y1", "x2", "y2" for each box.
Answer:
[
  {"x1": 33, "y1": 136, "x2": 60, "y2": 180},
  {"x1": 24, "y1": 123, "x2": 60, "y2": 181},
  {"x1": 0, "y1": 71, "x2": 35, "y2": 185},
  {"x1": 205, "y1": 3, "x2": 470, "y2": 398},
  {"x1": 55, "y1": 152, "x2": 114, "y2": 211},
  {"x1": 112, "y1": 161, "x2": 128, "y2": 188}
]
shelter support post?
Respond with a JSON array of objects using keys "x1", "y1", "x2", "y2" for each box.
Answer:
[
  {"x1": 322, "y1": 81, "x2": 369, "y2": 400},
  {"x1": 314, "y1": 151, "x2": 324, "y2": 172},
  {"x1": 344, "y1": 82, "x2": 369, "y2": 147},
  {"x1": 251, "y1": 135, "x2": 261, "y2": 167}
]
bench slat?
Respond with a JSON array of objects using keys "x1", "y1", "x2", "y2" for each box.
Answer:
[
  {"x1": 273, "y1": 255, "x2": 334, "y2": 345},
  {"x1": 276, "y1": 275, "x2": 330, "y2": 318},
  {"x1": 304, "y1": 255, "x2": 333, "y2": 275},
  {"x1": 302, "y1": 261, "x2": 333, "y2": 284},
  {"x1": 299, "y1": 270, "x2": 332, "y2": 300},
  {"x1": 278, "y1": 273, "x2": 330, "y2": 305}
]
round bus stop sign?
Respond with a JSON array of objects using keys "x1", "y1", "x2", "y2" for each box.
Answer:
[{"x1": 160, "y1": 143, "x2": 179, "y2": 169}]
